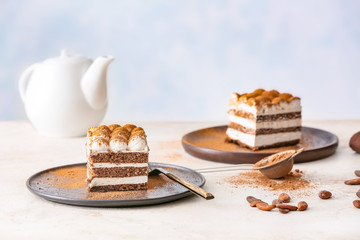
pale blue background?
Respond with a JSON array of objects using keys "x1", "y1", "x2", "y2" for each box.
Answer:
[{"x1": 1, "y1": 0, "x2": 360, "y2": 121}]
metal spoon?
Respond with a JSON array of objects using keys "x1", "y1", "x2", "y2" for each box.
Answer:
[
  {"x1": 148, "y1": 165, "x2": 215, "y2": 200},
  {"x1": 196, "y1": 147, "x2": 305, "y2": 179}
]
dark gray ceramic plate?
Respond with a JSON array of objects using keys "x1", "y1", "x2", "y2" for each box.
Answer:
[
  {"x1": 182, "y1": 126, "x2": 338, "y2": 164},
  {"x1": 26, "y1": 162, "x2": 205, "y2": 207}
]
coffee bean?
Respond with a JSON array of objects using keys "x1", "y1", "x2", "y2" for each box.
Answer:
[
  {"x1": 353, "y1": 200, "x2": 360, "y2": 209},
  {"x1": 355, "y1": 170, "x2": 360, "y2": 177},
  {"x1": 276, "y1": 203, "x2": 298, "y2": 211},
  {"x1": 350, "y1": 132, "x2": 360, "y2": 153},
  {"x1": 319, "y1": 190, "x2": 332, "y2": 199},
  {"x1": 297, "y1": 201, "x2": 308, "y2": 211},
  {"x1": 256, "y1": 202, "x2": 275, "y2": 211},
  {"x1": 357, "y1": 190, "x2": 360, "y2": 198},
  {"x1": 272, "y1": 199, "x2": 283, "y2": 206},
  {"x1": 279, "y1": 208, "x2": 290, "y2": 214},
  {"x1": 246, "y1": 196, "x2": 260, "y2": 203},
  {"x1": 250, "y1": 200, "x2": 263, "y2": 207},
  {"x1": 279, "y1": 193, "x2": 291, "y2": 203},
  {"x1": 344, "y1": 178, "x2": 360, "y2": 185}
]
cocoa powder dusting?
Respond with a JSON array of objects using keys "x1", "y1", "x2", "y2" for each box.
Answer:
[
  {"x1": 162, "y1": 152, "x2": 183, "y2": 161},
  {"x1": 152, "y1": 140, "x2": 182, "y2": 150},
  {"x1": 253, "y1": 151, "x2": 293, "y2": 168},
  {"x1": 35, "y1": 165, "x2": 180, "y2": 201},
  {"x1": 225, "y1": 169, "x2": 315, "y2": 192},
  {"x1": 47, "y1": 166, "x2": 87, "y2": 189}
]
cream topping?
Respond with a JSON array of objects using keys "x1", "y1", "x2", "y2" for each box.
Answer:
[
  {"x1": 86, "y1": 124, "x2": 149, "y2": 153},
  {"x1": 128, "y1": 136, "x2": 148, "y2": 151},
  {"x1": 109, "y1": 139, "x2": 128, "y2": 152}
]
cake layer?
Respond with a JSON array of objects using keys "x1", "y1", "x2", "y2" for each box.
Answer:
[
  {"x1": 89, "y1": 183, "x2": 148, "y2": 192},
  {"x1": 228, "y1": 110, "x2": 301, "y2": 121},
  {"x1": 88, "y1": 166, "x2": 149, "y2": 178},
  {"x1": 228, "y1": 114, "x2": 301, "y2": 130},
  {"x1": 87, "y1": 152, "x2": 149, "y2": 164},
  {"x1": 89, "y1": 176, "x2": 148, "y2": 188},
  {"x1": 228, "y1": 109, "x2": 256, "y2": 120},
  {"x1": 228, "y1": 122, "x2": 301, "y2": 135},
  {"x1": 226, "y1": 128, "x2": 301, "y2": 148},
  {"x1": 257, "y1": 112, "x2": 301, "y2": 121}
]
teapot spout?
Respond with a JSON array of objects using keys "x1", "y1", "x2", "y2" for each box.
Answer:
[{"x1": 81, "y1": 56, "x2": 114, "y2": 110}]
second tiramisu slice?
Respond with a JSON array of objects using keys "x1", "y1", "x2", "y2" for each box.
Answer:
[{"x1": 226, "y1": 89, "x2": 302, "y2": 150}]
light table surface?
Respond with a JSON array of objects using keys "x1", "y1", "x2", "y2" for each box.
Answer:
[{"x1": 1, "y1": 120, "x2": 359, "y2": 239}]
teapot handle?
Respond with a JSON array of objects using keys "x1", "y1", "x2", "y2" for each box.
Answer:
[{"x1": 19, "y1": 64, "x2": 39, "y2": 102}]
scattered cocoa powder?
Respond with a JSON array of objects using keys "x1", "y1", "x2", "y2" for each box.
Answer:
[
  {"x1": 161, "y1": 152, "x2": 184, "y2": 161},
  {"x1": 225, "y1": 169, "x2": 314, "y2": 192},
  {"x1": 46, "y1": 166, "x2": 87, "y2": 189},
  {"x1": 152, "y1": 140, "x2": 182, "y2": 150}
]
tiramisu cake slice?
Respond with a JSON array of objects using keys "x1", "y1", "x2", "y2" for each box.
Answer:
[
  {"x1": 86, "y1": 124, "x2": 149, "y2": 192},
  {"x1": 226, "y1": 89, "x2": 302, "y2": 150}
]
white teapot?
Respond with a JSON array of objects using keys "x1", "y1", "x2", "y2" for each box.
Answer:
[{"x1": 19, "y1": 50, "x2": 114, "y2": 137}]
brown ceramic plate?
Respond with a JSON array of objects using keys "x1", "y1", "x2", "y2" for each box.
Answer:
[
  {"x1": 182, "y1": 126, "x2": 338, "y2": 164},
  {"x1": 26, "y1": 162, "x2": 205, "y2": 207}
]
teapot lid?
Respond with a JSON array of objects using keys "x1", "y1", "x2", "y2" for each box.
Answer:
[{"x1": 44, "y1": 50, "x2": 91, "y2": 64}]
